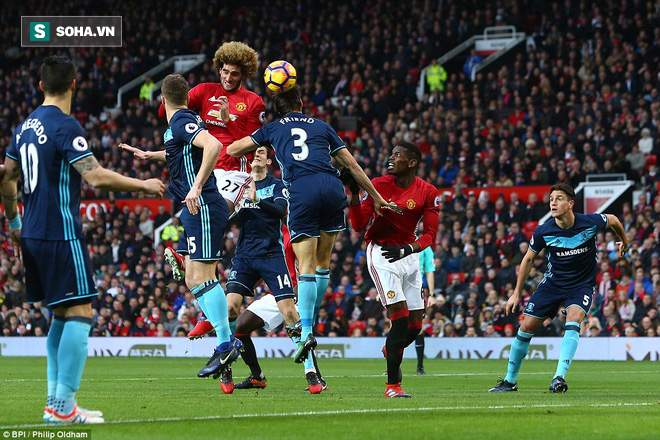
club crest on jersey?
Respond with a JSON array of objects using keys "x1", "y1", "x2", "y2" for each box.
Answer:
[
  {"x1": 406, "y1": 199, "x2": 416, "y2": 209},
  {"x1": 235, "y1": 102, "x2": 246, "y2": 111},
  {"x1": 525, "y1": 302, "x2": 535, "y2": 312},
  {"x1": 72, "y1": 136, "x2": 88, "y2": 151},
  {"x1": 229, "y1": 270, "x2": 237, "y2": 280},
  {"x1": 387, "y1": 290, "x2": 396, "y2": 299}
]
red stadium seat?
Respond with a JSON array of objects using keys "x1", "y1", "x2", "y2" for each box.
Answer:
[
  {"x1": 337, "y1": 130, "x2": 357, "y2": 143},
  {"x1": 645, "y1": 154, "x2": 657, "y2": 173},
  {"x1": 523, "y1": 221, "x2": 538, "y2": 240}
]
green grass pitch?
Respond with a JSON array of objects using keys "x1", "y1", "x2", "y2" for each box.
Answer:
[{"x1": 0, "y1": 357, "x2": 658, "y2": 439}]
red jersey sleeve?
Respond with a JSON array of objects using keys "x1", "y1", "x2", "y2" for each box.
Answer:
[
  {"x1": 349, "y1": 193, "x2": 375, "y2": 232},
  {"x1": 415, "y1": 186, "x2": 440, "y2": 251}
]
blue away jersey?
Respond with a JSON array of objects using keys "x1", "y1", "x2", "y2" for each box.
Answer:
[
  {"x1": 165, "y1": 109, "x2": 220, "y2": 205},
  {"x1": 236, "y1": 175, "x2": 288, "y2": 258},
  {"x1": 249, "y1": 112, "x2": 345, "y2": 185},
  {"x1": 6, "y1": 106, "x2": 94, "y2": 240},
  {"x1": 530, "y1": 212, "x2": 609, "y2": 290}
]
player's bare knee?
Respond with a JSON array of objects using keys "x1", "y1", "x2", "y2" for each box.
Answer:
[
  {"x1": 184, "y1": 271, "x2": 202, "y2": 290},
  {"x1": 226, "y1": 293, "x2": 242, "y2": 318}
]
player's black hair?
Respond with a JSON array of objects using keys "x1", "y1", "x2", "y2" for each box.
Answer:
[
  {"x1": 550, "y1": 183, "x2": 575, "y2": 201},
  {"x1": 397, "y1": 141, "x2": 422, "y2": 167},
  {"x1": 161, "y1": 74, "x2": 189, "y2": 106},
  {"x1": 273, "y1": 85, "x2": 302, "y2": 117},
  {"x1": 40, "y1": 56, "x2": 75, "y2": 95}
]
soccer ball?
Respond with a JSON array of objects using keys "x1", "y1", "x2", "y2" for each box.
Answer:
[{"x1": 264, "y1": 60, "x2": 297, "y2": 93}]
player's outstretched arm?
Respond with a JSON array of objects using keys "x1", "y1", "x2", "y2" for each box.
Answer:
[
  {"x1": 118, "y1": 143, "x2": 167, "y2": 162},
  {"x1": 73, "y1": 155, "x2": 165, "y2": 198},
  {"x1": 333, "y1": 148, "x2": 387, "y2": 215},
  {"x1": 0, "y1": 159, "x2": 19, "y2": 223},
  {"x1": 606, "y1": 214, "x2": 629, "y2": 257},
  {"x1": 0, "y1": 158, "x2": 22, "y2": 246},
  {"x1": 507, "y1": 246, "x2": 538, "y2": 315},
  {"x1": 185, "y1": 131, "x2": 221, "y2": 215},
  {"x1": 226, "y1": 136, "x2": 258, "y2": 157}
]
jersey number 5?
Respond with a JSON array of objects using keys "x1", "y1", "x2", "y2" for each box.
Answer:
[
  {"x1": 291, "y1": 128, "x2": 309, "y2": 161},
  {"x1": 19, "y1": 143, "x2": 39, "y2": 194}
]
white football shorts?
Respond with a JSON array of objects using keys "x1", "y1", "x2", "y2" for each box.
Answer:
[
  {"x1": 213, "y1": 169, "x2": 252, "y2": 211},
  {"x1": 366, "y1": 242, "x2": 424, "y2": 310},
  {"x1": 246, "y1": 293, "x2": 293, "y2": 332}
]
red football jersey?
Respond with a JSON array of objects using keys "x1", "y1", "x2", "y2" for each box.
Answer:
[
  {"x1": 350, "y1": 175, "x2": 440, "y2": 250},
  {"x1": 188, "y1": 83, "x2": 266, "y2": 172}
]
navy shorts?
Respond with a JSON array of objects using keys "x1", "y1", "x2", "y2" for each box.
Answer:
[
  {"x1": 287, "y1": 173, "x2": 346, "y2": 242},
  {"x1": 227, "y1": 255, "x2": 295, "y2": 301},
  {"x1": 22, "y1": 238, "x2": 96, "y2": 308},
  {"x1": 178, "y1": 199, "x2": 228, "y2": 261},
  {"x1": 524, "y1": 283, "x2": 595, "y2": 320}
]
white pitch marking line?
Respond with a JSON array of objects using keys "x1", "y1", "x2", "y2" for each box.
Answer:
[
  {"x1": 1, "y1": 370, "x2": 658, "y2": 383},
  {"x1": 0, "y1": 402, "x2": 655, "y2": 429}
]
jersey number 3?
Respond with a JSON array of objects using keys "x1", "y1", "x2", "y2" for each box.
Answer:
[
  {"x1": 291, "y1": 128, "x2": 309, "y2": 161},
  {"x1": 19, "y1": 143, "x2": 39, "y2": 194}
]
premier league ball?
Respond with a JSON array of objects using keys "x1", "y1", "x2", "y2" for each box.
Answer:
[{"x1": 264, "y1": 60, "x2": 297, "y2": 93}]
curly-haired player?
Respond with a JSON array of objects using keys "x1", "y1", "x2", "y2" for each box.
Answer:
[
  {"x1": 158, "y1": 41, "x2": 265, "y2": 217},
  {"x1": 154, "y1": 43, "x2": 270, "y2": 338}
]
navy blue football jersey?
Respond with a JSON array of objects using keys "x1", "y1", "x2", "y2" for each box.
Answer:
[
  {"x1": 236, "y1": 175, "x2": 288, "y2": 258},
  {"x1": 249, "y1": 112, "x2": 345, "y2": 185},
  {"x1": 6, "y1": 106, "x2": 94, "y2": 240},
  {"x1": 530, "y1": 212, "x2": 609, "y2": 289},
  {"x1": 165, "y1": 109, "x2": 221, "y2": 205}
]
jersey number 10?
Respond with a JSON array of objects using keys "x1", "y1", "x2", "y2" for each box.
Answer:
[{"x1": 19, "y1": 143, "x2": 39, "y2": 194}]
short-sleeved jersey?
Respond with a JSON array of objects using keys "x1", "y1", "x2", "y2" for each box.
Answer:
[
  {"x1": 236, "y1": 175, "x2": 288, "y2": 258},
  {"x1": 529, "y1": 212, "x2": 609, "y2": 290},
  {"x1": 187, "y1": 83, "x2": 265, "y2": 173},
  {"x1": 249, "y1": 112, "x2": 345, "y2": 186},
  {"x1": 164, "y1": 109, "x2": 221, "y2": 205},
  {"x1": 419, "y1": 247, "x2": 435, "y2": 273},
  {"x1": 6, "y1": 106, "x2": 94, "y2": 240},
  {"x1": 350, "y1": 175, "x2": 440, "y2": 250}
]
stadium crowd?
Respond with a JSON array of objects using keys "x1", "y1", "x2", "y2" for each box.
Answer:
[{"x1": 1, "y1": 0, "x2": 659, "y2": 340}]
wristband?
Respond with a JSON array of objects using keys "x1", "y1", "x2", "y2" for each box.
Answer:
[{"x1": 8, "y1": 215, "x2": 21, "y2": 230}]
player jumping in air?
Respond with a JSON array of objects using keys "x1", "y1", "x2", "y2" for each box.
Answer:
[
  {"x1": 489, "y1": 183, "x2": 628, "y2": 393},
  {"x1": 2, "y1": 56, "x2": 164, "y2": 424},
  {"x1": 227, "y1": 85, "x2": 388, "y2": 378},
  {"x1": 121, "y1": 74, "x2": 240, "y2": 381},
  {"x1": 348, "y1": 141, "x2": 440, "y2": 398},
  {"x1": 155, "y1": 42, "x2": 269, "y2": 339},
  {"x1": 223, "y1": 145, "x2": 326, "y2": 393}
]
